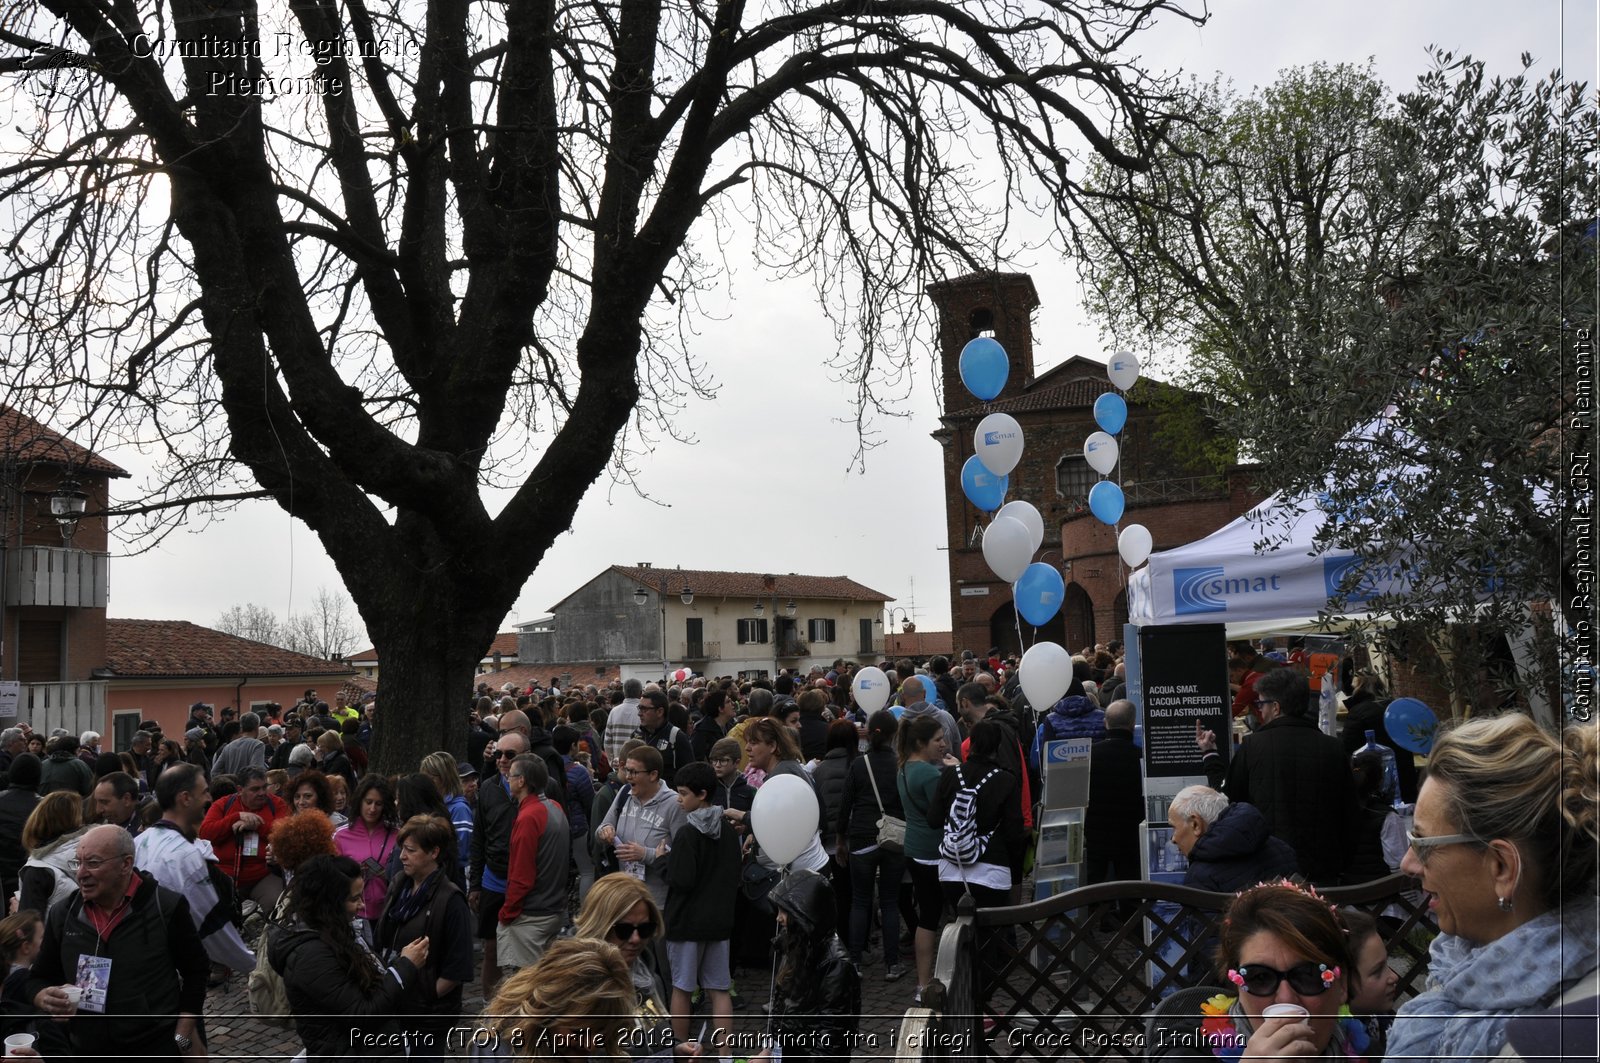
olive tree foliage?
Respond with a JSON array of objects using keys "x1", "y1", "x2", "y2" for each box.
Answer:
[
  {"x1": 1078, "y1": 55, "x2": 1598, "y2": 709},
  {"x1": 0, "y1": 0, "x2": 1203, "y2": 769}
]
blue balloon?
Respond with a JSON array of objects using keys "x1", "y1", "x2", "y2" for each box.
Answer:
[
  {"x1": 1094, "y1": 392, "x2": 1128, "y2": 435},
  {"x1": 960, "y1": 455, "x2": 1008, "y2": 513},
  {"x1": 1088, "y1": 481, "x2": 1125, "y2": 525},
  {"x1": 1015, "y1": 562, "x2": 1066, "y2": 627},
  {"x1": 1384, "y1": 697, "x2": 1438, "y2": 756},
  {"x1": 959, "y1": 337, "x2": 1009, "y2": 401}
]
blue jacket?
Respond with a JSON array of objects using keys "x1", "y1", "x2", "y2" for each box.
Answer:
[
  {"x1": 1030, "y1": 696, "x2": 1106, "y2": 770},
  {"x1": 1183, "y1": 801, "x2": 1299, "y2": 894}
]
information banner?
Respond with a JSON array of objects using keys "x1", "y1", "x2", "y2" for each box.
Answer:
[
  {"x1": 1137, "y1": 623, "x2": 1231, "y2": 779},
  {"x1": 0, "y1": 682, "x2": 17, "y2": 720}
]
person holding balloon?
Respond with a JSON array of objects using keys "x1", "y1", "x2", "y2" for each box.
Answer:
[{"x1": 721, "y1": 719, "x2": 829, "y2": 877}]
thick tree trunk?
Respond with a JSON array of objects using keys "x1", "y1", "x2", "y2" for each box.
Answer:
[{"x1": 361, "y1": 567, "x2": 509, "y2": 776}]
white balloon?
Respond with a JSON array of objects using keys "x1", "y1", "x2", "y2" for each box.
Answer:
[
  {"x1": 974, "y1": 413, "x2": 1025, "y2": 477},
  {"x1": 852, "y1": 666, "x2": 891, "y2": 714},
  {"x1": 996, "y1": 500, "x2": 1044, "y2": 555},
  {"x1": 1118, "y1": 523, "x2": 1154, "y2": 568},
  {"x1": 1107, "y1": 351, "x2": 1141, "y2": 391},
  {"x1": 750, "y1": 774, "x2": 818, "y2": 866},
  {"x1": 1019, "y1": 641, "x2": 1074, "y2": 712},
  {"x1": 1083, "y1": 431, "x2": 1120, "y2": 476},
  {"x1": 982, "y1": 516, "x2": 1033, "y2": 583}
]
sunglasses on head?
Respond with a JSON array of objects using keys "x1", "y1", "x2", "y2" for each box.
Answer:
[
  {"x1": 610, "y1": 920, "x2": 657, "y2": 941},
  {"x1": 1228, "y1": 962, "x2": 1339, "y2": 997}
]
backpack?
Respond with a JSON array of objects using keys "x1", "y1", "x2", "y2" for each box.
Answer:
[
  {"x1": 248, "y1": 895, "x2": 294, "y2": 1026},
  {"x1": 939, "y1": 767, "x2": 1000, "y2": 866}
]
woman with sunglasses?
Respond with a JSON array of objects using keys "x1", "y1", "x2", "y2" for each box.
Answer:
[
  {"x1": 1149, "y1": 881, "x2": 1369, "y2": 1061},
  {"x1": 574, "y1": 875, "x2": 694, "y2": 1058},
  {"x1": 1387, "y1": 715, "x2": 1599, "y2": 1063}
]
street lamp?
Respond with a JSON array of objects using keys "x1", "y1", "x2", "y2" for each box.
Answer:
[
  {"x1": 784, "y1": 599, "x2": 797, "y2": 618},
  {"x1": 50, "y1": 478, "x2": 88, "y2": 542},
  {"x1": 634, "y1": 575, "x2": 692, "y2": 678},
  {"x1": 753, "y1": 600, "x2": 764, "y2": 616}
]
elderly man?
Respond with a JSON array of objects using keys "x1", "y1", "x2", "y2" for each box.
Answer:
[
  {"x1": 603, "y1": 678, "x2": 646, "y2": 765},
  {"x1": 1168, "y1": 785, "x2": 1298, "y2": 893},
  {"x1": 135, "y1": 763, "x2": 256, "y2": 977},
  {"x1": 0, "y1": 726, "x2": 25, "y2": 776},
  {"x1": 497, "y1": 754, "x2": 570, "y2": 972},
  {"x1": 28, "y1": 824, "x2": 210, "y2": 1058},
  {"x1": 468, "y1": 730, "x2": 526, "y2": 996},
  {"x1": 198, "y1": 765, "x2": 290, "y2": 909}
]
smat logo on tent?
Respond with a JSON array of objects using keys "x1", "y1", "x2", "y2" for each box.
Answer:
[{"x1": 1173, "y1": 566, "x2": 1285, "y2": 616}]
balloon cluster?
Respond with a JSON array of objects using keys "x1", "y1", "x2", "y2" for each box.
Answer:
[{"x1": 1087, "y1": 353, "x2": 1154, "y2": 570}]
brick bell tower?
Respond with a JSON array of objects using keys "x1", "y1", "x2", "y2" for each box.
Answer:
[{"x1": 925, "y1": 272, "x2": 1040, "y2": 656}]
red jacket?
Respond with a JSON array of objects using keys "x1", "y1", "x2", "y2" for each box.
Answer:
[{"x1": 199, "y1": 792, "x2": 290, "y2": 887}]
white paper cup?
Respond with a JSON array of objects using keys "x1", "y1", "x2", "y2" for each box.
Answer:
[
  {"x1": 5, "y1": 1033, "x2": 35, "y2": 1056},
  {"x1": 59, "y1": 985, "x2": 82, "y2": 1005},
  {"x1": 1262, "y1": 1003, "x2": 1310, "y2": 1021}
]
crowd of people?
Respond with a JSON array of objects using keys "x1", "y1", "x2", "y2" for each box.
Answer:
[{"x1": 0, "y1": 640, "x2": 1591, "y2": 1063}]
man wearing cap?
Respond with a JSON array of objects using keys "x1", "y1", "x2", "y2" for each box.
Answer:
[
  {"x1": 271, "y1": 719, "x2": 304, "y2": 772},
  {"x1": 458, "y1": 761, "x2": 479, "y2": 805}
]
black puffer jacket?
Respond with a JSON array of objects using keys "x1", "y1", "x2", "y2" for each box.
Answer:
[
  {"x1": 271, "y1": 923, "x2": 419, "y2": 1060},
  {"x1": 0, "y1": 782, "x2": 41, "y2": 900},
  {"x1": 768, "y1": 869, "x2": 861, "y2": 1059},
  {"x1": 1205, "y1": 714, "x2": 1354, "y2": 886},
  {"x1": 809, "y1": 748, "x2": 854, "y2": 849},
  {"x1": 1183, "y1": 802, "x2": 1298, "y2": 893}
]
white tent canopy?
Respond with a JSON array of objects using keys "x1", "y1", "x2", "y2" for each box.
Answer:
[{"x1": 1124, "y1": 489, "x2": 1404, "y2": 637}]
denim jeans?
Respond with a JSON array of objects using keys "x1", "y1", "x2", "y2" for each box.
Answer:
[{"x1": 848, "y1": 847, "x2": 905, "y2": 966}]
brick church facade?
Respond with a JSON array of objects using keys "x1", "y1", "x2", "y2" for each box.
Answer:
[{"x1": 927, "y1": 272, "x2": 1266, "y2": 657}]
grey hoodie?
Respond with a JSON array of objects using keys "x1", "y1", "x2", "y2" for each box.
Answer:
[
  {"x1": 600, "y1": 783, "x2": 686, "y2": 908},
  {"x1": 900, "y1": 693, "x2": 963, "y2": 759}
]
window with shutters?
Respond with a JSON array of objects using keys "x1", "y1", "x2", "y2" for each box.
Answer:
[
  {"x1": 736, "y1": 618, "x2": 769, "y2": 645},
  {"x1": 807, "y1": 618, "x2": 836, "y2": 644}
]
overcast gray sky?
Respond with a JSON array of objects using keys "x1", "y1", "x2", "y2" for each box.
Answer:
[{"x1": 98, "y1": 0, "x2": 1597, "y2": 643}]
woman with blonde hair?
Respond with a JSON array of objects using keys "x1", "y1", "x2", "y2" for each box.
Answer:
[
  {"x1": 474, "y1": 938, "x2": 636, "y2": 1061},
  {"x1": 1389, "y1": 714, "x2": 1599, "y2": 1062},
  {"x1": 17, "y1": 791, "x2": 88, "y2": 913},
  {"x1": 573, "y1": 875, "x2": 672, "y2": 1040},
  {"x1": 421, "y1": 751, "x2": 474, "y2": 873}
]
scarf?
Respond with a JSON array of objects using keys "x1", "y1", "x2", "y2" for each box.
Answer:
[
  {"x1": 1387, "y1": 898, "x2": 1599, "y2": 1063},
  {"x1": 386, "y1": 868, "x2": 439, "y2": 926}
]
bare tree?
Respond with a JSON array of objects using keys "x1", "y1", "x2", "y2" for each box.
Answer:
[
  {"x1": 2, "y1": 0, "x2": 1202, "y2": 770},
  {"x1": 213, "y1": 603, "x2": 285, "y2": 647}
]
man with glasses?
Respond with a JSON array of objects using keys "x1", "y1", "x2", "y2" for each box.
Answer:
[
  {"x1": 497, "y1": 754, "x2": 570, "y2": 972},
  {"x1": 596, "y1": 746, "x2": 686, "y2": 909},
  {"x1": 468, "y1": 731, "x2": 526, "y2": 996},
  {"x1": 198, "y1": 764, "x2": 290, "y2": 910},
  {"x1": 28, "y1": 824, "x2": 210, "y2": 1058},
  {"x1": 634, "y1": 690, "x2": 694, "y2": 786},
  {"x1": 1197, "y1": 667, "x2": 1355, "y2": 887}
]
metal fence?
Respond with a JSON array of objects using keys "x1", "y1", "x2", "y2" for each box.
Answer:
[{"x1": 901, "y1": 873, "x2": 1434, "y2": 1061}]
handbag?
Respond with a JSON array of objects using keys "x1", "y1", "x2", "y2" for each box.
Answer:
[
  {"x1": 739, "y1": 851, "x2": 781, "y2": 911},
  {"x1": 864, "y1": 757, "x2": 907, "y2": 854}
]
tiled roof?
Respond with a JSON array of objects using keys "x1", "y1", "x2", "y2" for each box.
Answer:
[
  {"x1": 346, "y1": 631, "x2": 519, "y2": 665},
  {"x1": 335, "y1": 674, "x2": 378, "y2": 707},
  {"x1": 885, "y1": 631, "x2": 957, "y2": 658},
  {"x1": 475, "y1": 661, "x2": 623, "y2": 692},
  {"x1": 107, "y1": 619, "x2": 356, "y2": 678},
  {"x1": 943, "y1": 357, "x2": 1190, "y2": 419},
  {"x1": 601, "y1": 567, "x2": 891, "y2": 607},
  {"x1": 0, "y1": 406, "x2": 128, "y2": 477}
]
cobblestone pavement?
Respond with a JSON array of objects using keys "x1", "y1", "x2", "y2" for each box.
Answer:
[{"x1": 205, "y1": 935, "x2": 924, "y2": 1061}]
